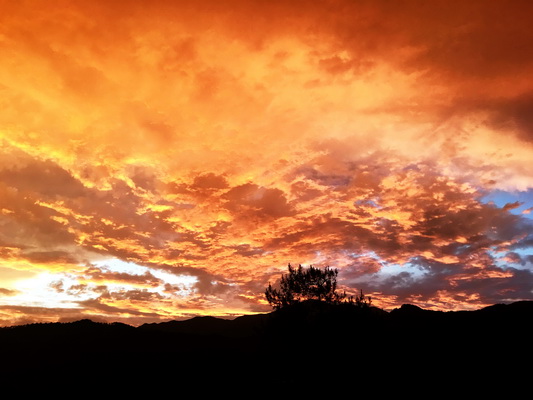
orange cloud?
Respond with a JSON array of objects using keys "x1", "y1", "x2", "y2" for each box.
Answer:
[{"x1": 1, "y1": 0, "x2": 532, "y2": 325}]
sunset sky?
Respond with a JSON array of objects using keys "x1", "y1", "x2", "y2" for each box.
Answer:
[{"x1": 1, "y1": 0, "x2": 533, "y2": 326}]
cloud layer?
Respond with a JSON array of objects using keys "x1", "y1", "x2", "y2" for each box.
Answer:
[{"x1": 1, "y1": 0, "x2": 532, "y2": 325}]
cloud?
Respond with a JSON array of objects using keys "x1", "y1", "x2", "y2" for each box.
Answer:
[
  {"x1": 0, "y1": 178, "x2": 79, "y2": 253},
  {"x1": 483, "y1": 92, "x2": 533, "y2": 143},
  {"x1": 0, "y1": 0, "x2": 532, "y2": 324},
  {"x1": 222, "y1": 183, "x2": 295, "y2": 220},
  {"x1": 0, "y1": 150, "x2": 86, "y2": 199},
  {"x1": 0, "y1": 288, "x2": 18, "y2": 297}
]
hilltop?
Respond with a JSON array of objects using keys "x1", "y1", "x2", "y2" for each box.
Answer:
[{"x1": 1, "y1": 301, "x2": 531, "y2": 389}]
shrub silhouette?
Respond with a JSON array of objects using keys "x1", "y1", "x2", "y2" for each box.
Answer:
[
  {"x1": 346, "y1": 288, "x2": 372, "y2": 308},
  {"x1": 265, "y1": 263, "x2": 370, "y2": 310}
]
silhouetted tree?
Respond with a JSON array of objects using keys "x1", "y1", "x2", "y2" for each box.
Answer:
[
  {"x1": 346, "y1": 289, "x2": 372, "y2": 308},
  {"x1": 265, "y1": 264, "x2": 354, "y2": 310}
]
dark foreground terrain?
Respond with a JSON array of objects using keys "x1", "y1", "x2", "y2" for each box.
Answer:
[{"x1": 1, "y1": 301, "x2": 531, "y2": 391}]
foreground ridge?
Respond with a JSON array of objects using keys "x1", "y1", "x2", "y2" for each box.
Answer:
[{"x1": 1, "y1": 301, "x2": 531, "y2": 389}]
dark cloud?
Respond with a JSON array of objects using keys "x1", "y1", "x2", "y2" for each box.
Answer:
[
  {"x1": 0, "y1": 180, "x2": 78, "y2": 250},
  {"x1": 222, "y1": 183, "x2": 294, "y2": 220},
  {"x1": 330, "y1": 0, "x2": 533, "y2": 80},
  {"x1": 83, "y1": 266, "x2": 161, "y2": 288},
  {"x1": 229, "y1": 244, "x2": 265, "y2": 258},
  {"x1": 179, "y1": 0, "x2": 533, "y2": 82},
  {"x1": 290, "y1": 180, "x2": 323, "y2": 202},
  {"x1": 128, "y1": 165, "x2": 160, "y2": 192},
  {"x1": 0, "y1": 151, "x2": 86, "y2": 199},
  {"x1": 415, "y1": 204, "x2": 517, "y2": 244},
  {"x1": 22, "y1": 250, "x2": 81, "y2": 265},
  {"x1": 0, "y1": 288, "x2": 18, "y2": 296},
  {"x1": 451, "y1": 267, "x2": 533, "y2": 305},
  {"x1": 504, "y1": 251, "x2": 525, "y2": 265},
  {"x1": 295, "y1": 165, "x2": 353, "y2": 189},
  {"x1": 485, "y1": 92, "x2": 533, "y2": 143},
  {"x1": 192, "y1": 173, "x2": 229, "y2": 190},
  {"x1": 167, "y1": 172, "x2": 229, "y2": 201},
  {"x1": 0, "y1": 148, "x2": 187, "y2": 267},
  {"x1": 503, "y1": 201, "x2": 524, "y2": 212}
]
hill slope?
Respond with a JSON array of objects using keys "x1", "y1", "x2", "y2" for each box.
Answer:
[{"x1": 1, "y1": 301, "x2": 531, "y2": 388}]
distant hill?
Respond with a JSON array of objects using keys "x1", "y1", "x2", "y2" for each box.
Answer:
[{"x1": 1, "y1": 301, "x2": 531, "y2": 390}]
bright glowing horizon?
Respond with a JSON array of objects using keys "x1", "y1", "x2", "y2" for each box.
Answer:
[{"x1": 1, "y1": 0, "x2": 533, "y2": 326}]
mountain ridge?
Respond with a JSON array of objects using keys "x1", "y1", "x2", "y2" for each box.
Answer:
[
  {"x1": 1, "y1": 300, "x2": 531, "y2": 387},
  {"x1": 2, "y1": 299, "x2": 531, "y2": 331}
]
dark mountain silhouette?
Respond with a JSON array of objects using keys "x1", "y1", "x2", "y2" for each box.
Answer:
[
  {"x1": 1, "y1": 301, "x2": 531, "y2": 391},
  {"x1": 139, "y1": 313, "x2": 271, "y2": 338}
]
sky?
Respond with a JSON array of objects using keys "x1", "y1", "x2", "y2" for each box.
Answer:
[{"x1": 1, "y1": 0, "x2": 533, "y2": 326}]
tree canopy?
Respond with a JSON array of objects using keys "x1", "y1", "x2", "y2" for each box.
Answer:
[{"x1": 265, "y1": 264, "x2": 371, "y2": 310}]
